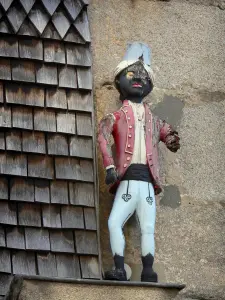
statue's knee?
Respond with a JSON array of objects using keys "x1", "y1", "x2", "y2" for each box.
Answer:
[
  {"x1": 108, "y1": 218, "x2": 119, "y2": 231},
  {"x1": 141, "y1": 224, "x2": 155, "y2": 235}
]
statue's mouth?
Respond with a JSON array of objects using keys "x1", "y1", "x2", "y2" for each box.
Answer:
[{"x1": 132, "y1": 83, "x2": 142, "y2": 88}]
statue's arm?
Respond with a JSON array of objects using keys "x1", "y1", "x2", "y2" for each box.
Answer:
[{"x1": 159, "y1": 119, "x2": 180, "y2": 153}]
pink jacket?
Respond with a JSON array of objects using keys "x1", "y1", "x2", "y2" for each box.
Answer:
[{"x1": 98, "y1": 100, "x2": 179, "y2": 195}]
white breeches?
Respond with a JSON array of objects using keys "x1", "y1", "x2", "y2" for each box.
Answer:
[{"x1": 108, "y1": 180, "x2": 156, "y2": 257}]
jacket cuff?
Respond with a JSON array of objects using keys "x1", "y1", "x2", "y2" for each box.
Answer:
[{"x1": 106, "y1": 165, "x2": 115, "y2": 170}]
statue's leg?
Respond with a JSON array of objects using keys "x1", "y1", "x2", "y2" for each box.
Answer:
[
  {"x1": 136, "y1": 181, "x2": 158, "y2": 282},
  {"x1": 104, "y1": 180, "x2": 138, "y2": 281}
]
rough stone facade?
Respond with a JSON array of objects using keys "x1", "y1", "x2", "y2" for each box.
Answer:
[{"x1": 89, "y1": 0, "x2": 225, "y2": 298}]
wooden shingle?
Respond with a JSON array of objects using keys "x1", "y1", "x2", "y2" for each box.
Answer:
[
  {"x1": 0, "y1": 153, "x2": 27, "y2": 176},
  {"x1": 84, "y1": 208, "x2": 97, "y2": 230},
  {"x1": 6, "y1": 83, "x2": 45, "y2": 107},
  {"x1": 44, "y1": 40, "x2": 65, "y2": 64},
  {"x1": 0, "y1": 106, "x2": 11, "y2": 128},
  {"x1": 18, "y1": 203, "x2": 41, "y2": 227},
  {"x1": 41, "y1": 0, "x2": 60, "y2": 16},
  {"x1": 28, "y1": 2, "x2": 50, "y2": 35},
  {"x1": 0, "y1": 201, "x2": 17, "y2": 225},
  {"x1": 46, "y1": 88, "x2": 67, "y2": 110},
  {"x1": 0, "y1": 226, "x2": 5, "y2": 247},
  {"x1": 12, "y1": 60, "x2": 35, "y2": 83},
  {"x1": 47, "y1": 134, "x2": 68, "y2": 156},
  {"x1": 59, "y1": 65, "x2": 77, "y2": 89},
  {"x1": 74, "y1": 10, "x2": 91, "y2": 42},
  {"x1": 64, "y1": 27, "x2": 85, "y2": 44},
  {"x1": 0, "y1": 58, "x2": 11, "y2": 80},
  {"x1": 25, "y1": 228, "x2": 50, "y2": 251},
  {"x1": 37, "y1": 253, "x2": 57, "y2": 277},
  {"x1": 22, "y1": 131, "x2": 46, "y2": 154},
  {"x1": 0, "y1": 0, "x2": 14, "y2": 11},
  {"x1": 41, "y1": 22, "x2": 60, "y2": 40},
  {"x1": 0, "y1": 275, "x2": 13, "y2": 296},
  {"x1": 0, "y1": 177, "x2": 8, "y2": 200},
  {"x1": 6, "y1": 130, "x2": 22, "y2": 151},
  {"x1": 52, "y1": 8, "x2": 70, "y2": 39},
  {"x1": 56, "y1": 254, "x2": 81, "y2": 278},
  {"x1": 0, "y1": 81, "x2": 3, "y2": 103},
  {"x1": 6, "y1": 2, "x2": 26, "y2": 33},
  {"x1": 0, "y1": 249, "x2": 11, "y2": 273},
  {"x1": 79, "y1": 256, "x2": 100, "y2": 279},
  {"x1": 0, "y1": 19, "x2": 13, "y2": 35},
  {"x1": 12, "y1": 251, "x2": 36, "y2": 275},
  {"x1": 66, "y1": 45, "x2": 91, "y2": 67},
  {"x1": 42, "y1": 205, "x2": 61, "y2": 228},
  {"x1": 18, "y1": 18, "x2": 38, "y2": 37},
  {"x1": 0, "y1": 132, "x2": 5, "y2": 150},
  {"x1": 50, "y1": 230, "x2": 75, "y2": 253},
  {"x1": 20, "y1": 0, "x2": 36, "y2": 14},
  {"x1": 34, "y1": 179, "x2": 50, "y2": 203},
  {"x1": 6, "y1": 227, "x2": 25, "y2": 249},
  {"x1": 36, "y1": 63, "x2": 58, "y2": 85},
  {"x1": 69, "y1": 136, "x2": 93, "y2": 159},
  {"x1": 56, "y1": 112, "x2": 76, "y2": 134},
  {"x1": 0, "y1": 36, "x2": 18, "y2": 58},
  {"x1": 61, "y1": 206, "x2": 84, "y2": 229},
  {"x1": 10, "y1": 178, "x2": 34, "y2": 202},
  {"x1": 77, "y1": 68, "x2": 92, "y2": 90},
  {"x1": 63, "y1": 0, "x2": 83, "y2": 21},
  {"x1": 50, "y1": 181, "x2": 69, "y2": 204},
  {"x1": 75, "y1": 230, "x2": 98, "y2": 255},
  {"x1": 76, "y1": 113, "x2": 92, "y2": 136},
  {"x1": 19, "y1": 38, "x2": 43, "y2": 60},
  {"x1": 34, "y1": 109, "x2": 56, "y2": 132},
  {"x1": 28, "y1": 155, "x2": 54, "y2": 179},
  {"x1": 12, "y1": 106, "x2": 33, "y2": 130},
  {"x1": 69, "y1": 182, "x2": 94, "y2": 207}
]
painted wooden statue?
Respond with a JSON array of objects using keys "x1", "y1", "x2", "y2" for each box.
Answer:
[{"x1": 98, "y1": 42, "x2": 180, "y2": 282}]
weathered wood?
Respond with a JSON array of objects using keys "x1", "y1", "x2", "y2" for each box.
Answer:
[
  {"x1": 6, "y1": 130, "x2": 22, "y2": 151},
  {"x1": 0, "y1": 201, "x2": 17, "y2": 225},
  {"x1": 56, "y1": 254, "x2": 81, "y2": 278},
  {"x1": 66, "y1": 45, "x2": 91, "y2": 67},
  {"x1": 69, "y1": 136, "x2": 93, "y2": 159},
  {"x1": 42, "y1": 204, "x2": 61, "y2": 228},
  {"x1": 0, "y1": 274, "x2": 13, "y2": 296},
  {"x1": 46, "y1": 88, "x2": 67, "y2": 109},
  {"x1": 77, "y1": 68, "x2": 92, "y2": 90},
  {"x1": 76, "y1": 113, "x2": 92, "y2": 136},
  {"x1": 64, "y1": 0, "x2": 83, "y2": 21},
  {"x1": 34, "y1": 179, "x2": 50, "y2": 203},
  {"x1": 12, "y1": 60, "x2": 35, "y2": 82},
  {"x1": 84, "y1": 208, "x2": 97, "y2": 230},
  {"x1": 0, "y1": 36, "x2": 18, "y2": 57},
  {"x1": 18, "y1": 202, "x2": 41, "y2": 227},
  {"x1": 0, "y1": 19, "x2": 12, "y2": 35},
  {"x1": 75, "y1": 230, "x2": 98, "y2": 255},
  {"x1": 22, "y1": 131, "x2": 46, "y2": 154},
  {"x1": 0, "y1": 154, "x2": 27, "y2": 176},
  {"x1": 50, "y1": 230, "x2": 75, "y2": 253},
  {"x1": 28, "y1": 155, "x2": 54, "y2": 179},
  {"x1": 12, "y1": 251, "x2": 36, "y2": 275},
  {"x1": 36, "y1": 63, "x2": 58, "y2": 85},
  {"x1": 55, "y1": 158, "x2": 94, "y2": 182},
  {"x1": 74, "y1": 10, "x2": 91, "y2": 42},
  {"x1": 7, "y1": 2, "x2": 26, "y2": 33},
  {"x1": 56, "y1": 112, "x2": 76, "y2": 134},
  {"x1": 69, "y1": 182, "x2": 94, "y2": 207},
  {"x1": 10, "y1": 178, "x2": 34, "y2": 202},
  {"x1": 52, "y1": 8, "x2": 70, "y2": 38},
  {"x1": 0, "y1": 249, "x2": 11, "y2": 273},
  {"x1": 41, "y1": 22, "x2": 60, "y2": 40},
  {"x1": 37, "y1": 253, "x2": 57, "y2": 277},
  {"x1": 19, "y1": 38, "x2": 43, "y2": 60},
  {"x1": 6, "y1": 227, "x2": 25, "y2": 249},
  {"x1": 18, "y1": 18, "x2": 38, "y2": 37},
  {"x1": 47, "y1": 134, "x2": 68, "y2": 156},
  {"x1": 41, "y1": 0, "x2": 60, "y2": 16},
  {"x1": 0, "y1": 82, "x2": 3, "y2": 103},
  {"x1": 64, "y1": 26, "x2": 85, "y2": 44},
  {"x1": 0, "y1": 106, "x2": 11, "y2": 128},
  {"x1": 58, "y1": 65, "x2": 77, "y2": 89},
  {"x1": 44, "y1": 41, "x2": 65, "y2": 64},
  {"x1": 0, "y1": 177, "x2": 8, "y2": 200},
  {"x1": 0, "y1": 0, "x2": 13, "y2": 11},
  {"x1": 12, "y1": 106, "x2": 33, "y2": 130},
  {"x1": 50, "y1": 181, "x2": 69, "y2": 204},
  {"x1": 79, "y1": 256, "x2": 100, "y2": 279},
  {"x1": 0, "y1": 132, "x2": 5, "y2": 150},
  {"x1": 0, "y1": 59, "x2": 11, "y2": 80},
  {"x1": 28, "y1": 2, "x2": 50, "y2": 34},
  {"x1": 0, "y1": 226, "x2": 5, "y2": 247},
  {"x1": 61, "y1": 206, "x2": 84, "y2": 229},
  {"x1": 34, "y1": 109, "x2": 56, "y2": 132},
  {"x1": 25, "y1": 228, "x2": 50, "y2": 251},
  {"x1": 20, "y1": 0, "x2": 35, "y2": 14},
  {"x1": 6, "y1": 83, "x2": 45, "y2": 107}
]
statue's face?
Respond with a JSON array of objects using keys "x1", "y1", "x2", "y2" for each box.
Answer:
[{"x1": 117, "y1": 62, "x2": 152, "y2": 101}]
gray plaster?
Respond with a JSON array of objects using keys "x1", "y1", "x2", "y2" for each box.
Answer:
[{"x1": 160, "y1": 185, "x2": 181, "y2": 208}]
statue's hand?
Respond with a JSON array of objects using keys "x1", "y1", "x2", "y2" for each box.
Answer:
[
  {"x1": 105, "y1": 168, "x2": 118, "y2": 185},
  {"x1": 165, "y1": 133, "x2": 180, "y2": 152}
]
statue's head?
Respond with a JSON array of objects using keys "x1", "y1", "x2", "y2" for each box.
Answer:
[{"x1": 114, "y1": 42, "x2": 154, "y2": 103}]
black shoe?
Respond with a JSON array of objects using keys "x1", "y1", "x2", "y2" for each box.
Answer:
[
  {"x1": 141, "y1": 267, "x2": 158, "y2": 282},
  {"x1": 104, "y1": 268, "x2": 127, "y2": 281}
]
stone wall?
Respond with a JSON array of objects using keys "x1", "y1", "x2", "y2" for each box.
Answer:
[{"x1": 89, "y1": 0, "x2": 225, "y2": 298}]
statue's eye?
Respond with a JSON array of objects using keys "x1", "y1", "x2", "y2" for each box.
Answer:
[{"x1": 126, "y1": 71, "x2": 134, "y2": 78}]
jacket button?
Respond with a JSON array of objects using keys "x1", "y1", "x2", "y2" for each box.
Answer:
[
  {"x1": 129, "y1": 125, "x2": 132, "y2": 129},
  {"x1": 127, "y1": 157, "x2": 130, "y2": 161},
  {"x1": 128, "y1": 117, "x2": 130, "y2": 120},
  {"x1": 124, "y1": 164, "x2": 127, "y2": 167},
  {"x1": 148, "y1": 129, "x2": 151, "y2": 132},
  {"x1": 128, "y1": 134, "x2": 132, "y2": 137},
  {"x1": 125, "y1": 110, "x2": 128, "y2": 113},
  {"x1": 149, "y1": 120, "x2": 151, "y2": 122},
  {"x1": 128, "y1": 144, "x2": 131, "y2": 148}
]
